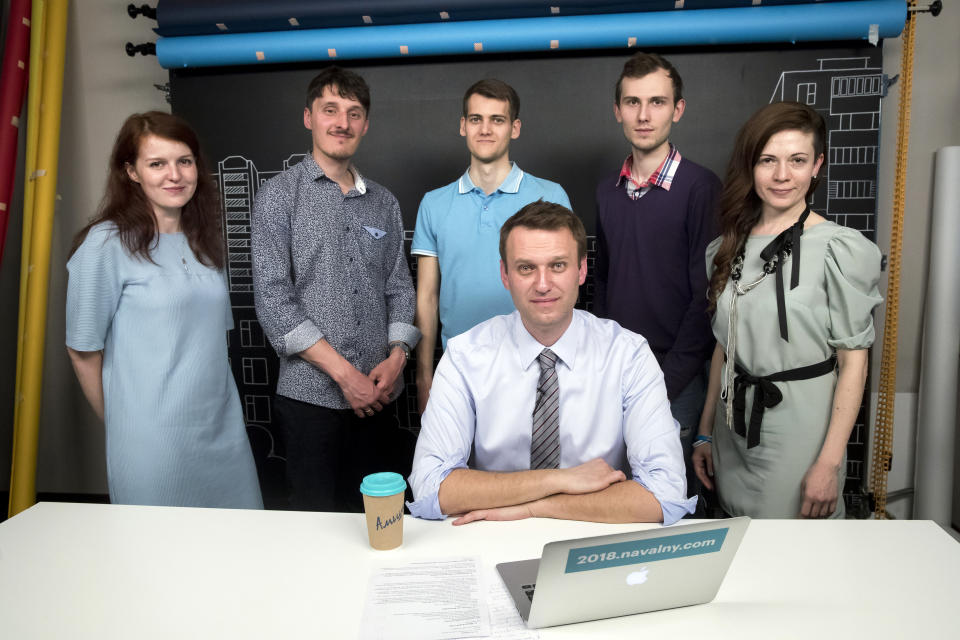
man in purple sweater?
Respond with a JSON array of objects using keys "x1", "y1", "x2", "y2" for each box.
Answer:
[{"x1": 594, "y1": 53, "x2": 720, "y2": 499}]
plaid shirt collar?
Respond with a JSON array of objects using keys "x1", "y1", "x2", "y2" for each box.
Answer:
[{"x1": 616, "y1": 144, "x2": 682, "y2": 200}]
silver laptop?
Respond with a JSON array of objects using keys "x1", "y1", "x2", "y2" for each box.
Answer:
[{"x1": 496, "y1": 517, "x2": 750, "y2": 628}]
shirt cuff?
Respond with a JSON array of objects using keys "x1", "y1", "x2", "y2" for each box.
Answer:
[
  {"x1": 282, "y1": 320, "x2": 324, "y2": 357},
  {"x1": 659, "y1": 494, "x2": 699, "y2": 526},
  {"x1": 388, "y1": 322, "x2": 422, "y2": 349},
  {"x1": 407, "y1": 461, "x2": 465, "y2": 520},
  {"x1": 827, "y1": 322, "x2": 875, "y2": 350},
  {"x1": 632, "y1": 472, "x2": 697, "y2": 526},
  {"x1": 66, "y1": 336, "x2": 105, "y2": 352}
]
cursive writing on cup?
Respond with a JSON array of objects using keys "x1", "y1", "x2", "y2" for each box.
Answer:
[{"x1": 376, "y1": 507, "x2": 403, "y2": 531}]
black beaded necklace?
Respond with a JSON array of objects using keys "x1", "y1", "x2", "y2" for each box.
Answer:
[{"x1": 730, "y1": 205, "x2": 811, "y2": 342}]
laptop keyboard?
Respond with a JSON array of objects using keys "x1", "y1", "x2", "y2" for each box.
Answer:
[{"x1": 522, "y1": 583, "x2": 536, "y2": 602}]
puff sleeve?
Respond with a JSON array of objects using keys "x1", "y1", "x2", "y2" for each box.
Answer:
[
  {"x1": 824, "y1": 227, "x2": 883, "y2": 350},
  {"x1": 66, "y1": 224, "x2": 125, "y2": 351}
]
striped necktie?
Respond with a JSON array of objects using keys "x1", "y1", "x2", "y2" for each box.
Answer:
[{"x1": 531, "y1": 348, "x2": 560, "y2": 470}]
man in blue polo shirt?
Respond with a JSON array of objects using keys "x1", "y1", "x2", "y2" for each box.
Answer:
[
  {"x1": 412, "y1": 78, "x2": 570, "y2": 413},
  {"x1": 595, "y1": 53, "x2": 720, "y2": 499}
]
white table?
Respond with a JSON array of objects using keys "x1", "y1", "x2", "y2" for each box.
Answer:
[{"x1": 1, "y1": 502, "x2": 958, "y2": 638}]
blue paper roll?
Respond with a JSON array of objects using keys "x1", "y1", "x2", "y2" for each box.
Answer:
[
  {"x1": 154, "y1": 0, "x2": 845, "y2": 37},
  {"x1": 157, "y1": 0, "x2": 906, "y2": 69}
]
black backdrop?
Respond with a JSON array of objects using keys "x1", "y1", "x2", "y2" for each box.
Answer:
[
  {"x1": 170, "y1": 43, "x2": 883, "y2": 512},
  {"x1": 171, "y1": 43, "x2": 882, "y2": 233}
]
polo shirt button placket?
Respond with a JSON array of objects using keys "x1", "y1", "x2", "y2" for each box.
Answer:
[{"x1": 480, "y1": 195, "x2": 494, "y2": 228}]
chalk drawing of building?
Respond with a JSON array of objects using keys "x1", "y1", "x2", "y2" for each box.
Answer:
[
  {"x1": 770, "y1": 57, "x2": 882, "y2": 240},
  {"x1": 214, "y1": 154, "x2": 305, "y2": 430}
]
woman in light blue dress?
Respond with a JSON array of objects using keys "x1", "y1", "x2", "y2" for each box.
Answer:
[{"x1": 66, "y1": 112, "x2": 262, "y2": 508}]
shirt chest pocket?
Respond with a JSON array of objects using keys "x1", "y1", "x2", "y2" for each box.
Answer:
[{"x1": 357, "y1": 224, "x2": 389, "y2": 274}]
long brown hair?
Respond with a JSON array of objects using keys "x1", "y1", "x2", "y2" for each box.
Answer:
[
  {"x1": 70, "y1": 111, "x2": 223, "y2": 268},
  {"x1": 707, "y1": 101, "x2": 826, "y2": 310}
]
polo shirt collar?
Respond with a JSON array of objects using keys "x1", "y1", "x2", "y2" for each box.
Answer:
[
  {"x1": 306, "y1": 153, "x2": 367, "y2": 194},
  {"x1": 512, "y1": 310, "x2": 579, "y2": 372},
  {"x1": 458, "y1": 162, "x2": 524, "y2": 195}
]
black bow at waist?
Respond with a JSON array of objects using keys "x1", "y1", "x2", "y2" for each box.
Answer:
[{"x1": 732, "y1": 356, "x2": 837, "y2": 449}]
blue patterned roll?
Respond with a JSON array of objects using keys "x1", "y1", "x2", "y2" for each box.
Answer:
[
  {"x1": 154, "y1": 0, "x2": 847, "y2": 36},
  {"x1": 157, "y1": 0, "x2": 906, "y2": 69}
]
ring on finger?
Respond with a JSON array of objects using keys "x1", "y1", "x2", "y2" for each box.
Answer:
[{"x1": 364, "y1": 408, "x2": 374, "y2": 415}]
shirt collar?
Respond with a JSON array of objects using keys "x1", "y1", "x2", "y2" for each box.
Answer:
[
  {"x1": 350, "y1": 166, "x2": 367, "y2": 194},
  {"x1": 306, "y1": 153, "x2": 367, "y2": 194},
  {"x1": 615, "y1": 143, "x2": 682, "y2": 192},
  {"x1": 458, "y1": 162, "x2": 524, "y2": 195},
  {"x1": 511, "y1": 310, "x2": 580, "y2": 372}
]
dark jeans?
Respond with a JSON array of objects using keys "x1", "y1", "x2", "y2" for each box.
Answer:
[{"x1": 274, "y1": 395, "x2": 413, "y2": 513}]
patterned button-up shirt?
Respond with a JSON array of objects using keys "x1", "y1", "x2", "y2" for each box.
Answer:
[
  {"x1": 616, "y1": 143, "x2": 682, "y2": 200},
  {"x1": 252, "y1": 154, "x2": 420, "y2": 409}
]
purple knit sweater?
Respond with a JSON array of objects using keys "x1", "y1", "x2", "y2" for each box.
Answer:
[{"x1": 594, "y1": 158, "x2": 721, "y2": 399}]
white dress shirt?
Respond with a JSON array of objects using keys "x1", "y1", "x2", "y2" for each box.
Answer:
[{"x1": 408, "y1": 310, "x2": 697, "y2": 525}]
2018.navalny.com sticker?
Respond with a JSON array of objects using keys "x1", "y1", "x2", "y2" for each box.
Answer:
[{"x1": 565, "y1": 528, "x2": 729, "y2": 573}]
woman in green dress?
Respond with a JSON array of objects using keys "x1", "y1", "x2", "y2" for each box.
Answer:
[{"x1": 691, "y1": 102, "x2": 881, "y2": 519}]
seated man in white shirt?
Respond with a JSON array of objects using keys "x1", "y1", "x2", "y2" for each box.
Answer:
[{"x1": 408, "y1": 200, "x2": 696, "y2": 526}]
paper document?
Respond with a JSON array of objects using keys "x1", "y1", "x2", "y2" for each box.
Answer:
[{"x1": 360, "y1": 557, "x2": 490, "y2": 640}]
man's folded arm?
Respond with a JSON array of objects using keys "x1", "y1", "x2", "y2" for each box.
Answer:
[
  {"x1": 451, "y1": 474, "x2": 663, "y2": 526},
  {"x1": 441, "y1": 455, "x2": 633, "y2": 516},
  {"x1": 437, "y1": 468, "x2": 571, "y2": 517},
  {"x1": 529, "y1": 478, "x2": 662, "y2": 523}
]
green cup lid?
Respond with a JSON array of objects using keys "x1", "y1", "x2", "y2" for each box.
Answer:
[{"x1": 360, "y1": 472, "x2": 407, "y2": 497}]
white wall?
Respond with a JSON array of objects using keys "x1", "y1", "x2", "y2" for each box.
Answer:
[{"x1": 872, "y1": 6, "x2": 960, "y2": 521}]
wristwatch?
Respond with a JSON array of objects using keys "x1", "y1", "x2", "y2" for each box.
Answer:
[{"x1": 389, "y1": 340, "x2": 411, "y2": 360}]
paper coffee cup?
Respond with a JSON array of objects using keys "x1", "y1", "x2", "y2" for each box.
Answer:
[{"x1": 359, "y1": 472, "x2": 407, "y2": 550}]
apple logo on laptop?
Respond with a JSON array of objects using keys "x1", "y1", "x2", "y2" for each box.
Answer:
[{"x1": 626, "y1": 567, "x2": 649, "y2": 586}]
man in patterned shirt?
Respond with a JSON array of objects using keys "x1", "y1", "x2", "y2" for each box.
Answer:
[
  {"x1": 252, "y1": 67, "x2": 420, "y2": 512},
  {"x1": 594, "y1": 53, "x2": 721, "y2": 501}
]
